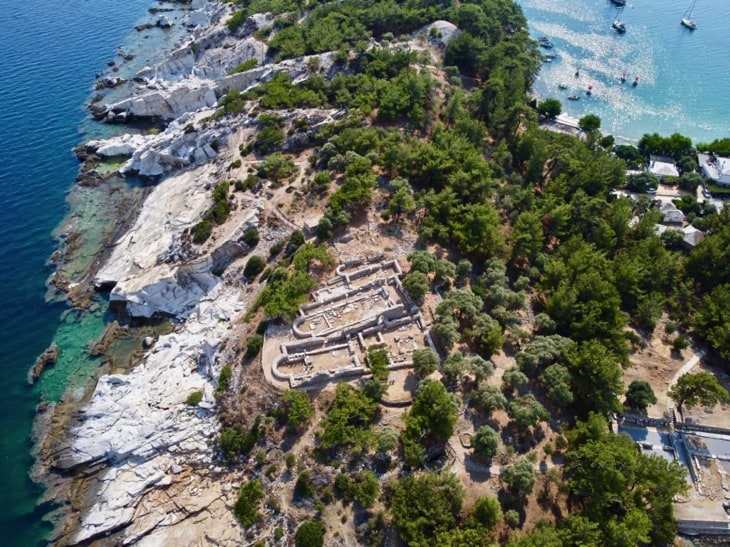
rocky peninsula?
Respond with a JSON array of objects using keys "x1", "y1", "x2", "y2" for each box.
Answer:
[{"x1": 37, "y1": 0, "x2": 320, "y2": 543}]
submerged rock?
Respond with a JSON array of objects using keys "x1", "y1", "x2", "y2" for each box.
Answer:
[{"x1": 27, "y1": 344, "x2": 60, "y2": 384}]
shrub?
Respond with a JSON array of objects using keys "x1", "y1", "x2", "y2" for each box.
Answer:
[
  {"x1": 192, "y1": 219, "x2": 213, "y2": 244},
  {"x1": 218, "y1": 416, "x2": 262, "y2": 462},
  {"x1": 285, "y1": 453, "x2": 296, "y2": 470},
  {"x1": 472, "y1": 425, "x2": 499, "y2": 460},
  {"x1": 270, "y1": 239, "x2": 285, "y2": 256},
  {"x1": 233, "y1": 479, "x2": 264, "y2": 527},
  {"x1": 241, "y1": 227, "x2": 260, "y2": 248},
  {"x1": 673, "y1": 334, "x2": 689, "y2": 351},
  {"x1": 217, "y1": 364, "x2": 232, "y2": 394},
  {"x1": 504, "y1": 509, "x2": 520, "y2": 528},
  {"x1": 280, "y1": 389, "x2": 314, "y2": 429},
  {"x1": 228, "y1": 58, "x2": 258, "y2": 75},
  {"x1": 625, "y1": 380, "x2": 657, "y2": 410},
  {"x1": 244, "y1": 256, "x2": 266, "y2": 279},
  {"x1": 295, "y1": 520, "x2": 325, "y2": 547},
  {"x1": 185, "y1": 390, "x2": 203, "y2": 406},
  {"x1": 246, "y1": 334, "x2": 264, "y2": 357},
  {"x1": 294, "y1": 470, "x2": 315, "y2": 499}
]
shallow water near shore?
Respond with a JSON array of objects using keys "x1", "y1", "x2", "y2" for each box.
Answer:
[
  {"x1": 517, "y1": 0, "x2": 730, "y2": 142},
  {"x1": 0, "y1": 0, "x2": 185, "y2": 543}
]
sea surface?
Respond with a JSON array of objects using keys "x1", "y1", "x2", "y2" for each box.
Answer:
[
  {"x1": 0, "y1": 0, "x2": 172, "y2": 543},
  {"x1": 517, "y1": 0, "x2": 730, "y2": 143},
  {"x1": 0, "y1": 0, "x2": 729, "y2": 544}
]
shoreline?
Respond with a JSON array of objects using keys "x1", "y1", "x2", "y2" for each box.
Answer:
[{"x1": 30, "y1": 1, "x2": 257, "y2": 543}]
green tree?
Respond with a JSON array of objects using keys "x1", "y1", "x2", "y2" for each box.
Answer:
[
  {"x1": 502, "y1": 366, "x2": 528, "y2": 393},
  {"x1": 280, "y1": 389, "x2": 314, "y2": 429},
  {"x1": 406, "y1": 379, "x2": 460, "y2": 442},
  {"x1": 246, "y1": 334, "x2": 264, "y2": 357},
  {"x1": 694, "y1": 284, "x2": 730, "y2": 360},
  {"x1": 537, "y1": 98, "x2": 561, "y2": 119},
  {"x1": 388, "y1": 177, "x2": 416, "y2": 221},
  {"x1": 578, "y1": 114, "x2": 601, "y2": 132},
  {"x1": 412, "y1": 347, "x2": 440, "y2": 377},
  {"x1": 471, "y1": 384, "x2": 507, "y2": 415},
  {"x1": 244, "y1": 255, "x2": 266, "y2": 279},
  {"x1": 502, "y1": 459, "x2": 536, "y2": 498},
  {"x1": 319, "y1": 383, "x2": 378, "y2": 454},
  {"x1": 402, "y1": 271, "x2": 430, "y2": 301},
  {"x1": 257, "y1": 152, "x2": 296, "y2": 182},
  {"x1": 390, "y1": 471, "x2": 464, "y2": 547},
  {"x1": 669, "y1": 371, "x2": 730, "y2": 414},
  {"x1": 567, "y1": 415, "x2": 688, "y2": 545},
  {"x1": 295, "y1": 520, "x2": 325, "y2": 547},
  {"x1": 472, "y1": 425, "x2": 499, "y2": 460},
  {"x1": 539, "y1": 364, "x2": 574, "y2": 406},
  {"x1": 624, "y1": 380, "x2": 657, "y2": 411},
  {"x1": 469, "y1": 495, "x2": 503, "y2": 531},
  {"x1": 508, "y1": 394, "x2": 550, "y2": 433},
  {"x1": 234, "y1": 479, "x2": 264, "y2": 527}
]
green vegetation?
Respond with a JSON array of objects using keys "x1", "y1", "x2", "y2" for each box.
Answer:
[
  {"x1": 472, "y1": 425, "x2": 499, "y2": 460},
  {"x1": 566, "y1": 414, "x2": 688, "y2": 545},
  {"x1": 625, "y1": 380, "x2": 657, "y2": 411},
  {"x1": 228, "y1": 58, "x2": 258, "y2": 75},
  {"x1": 234, "y1": 479, "x2": 264, "y2": 526},
  {"x1": 216, "y1": 364, "x2": 232, "y2": 395},
  {"x1": 249, "y1": 243, "x2": 331, "y2": 320},
  {"x1": 279, "y1": 389, "x2": 314, "y2": 430},
  {"x1": 319, "y1": 383, "x2": 378, "y2": 455},
  {"x1": 243, "y1": 255, "x2": 266, "y2": 280},
  {"x1": 215, "y1": 0, "x2": 730, "y2": 542},
  {"x1": 192, "y1": 181, "x2": 231, "y2": 244},
  {"x1": 412, "y1": 347, "x2": 439, "y2": 377},
  {"x1": 334, "y1": 470, "x2": 379, "y2": 507},
  {"x1": 245, "y1": 334, "x2": 264, "y2": 357},
  {"x1": 390, "y1": 471, "x2": 464, "y2": 547},
  {"x1": 668, "y1": 371, "x2": 730, "y2": 413},
  {"x1": 218, "y1": 415, "x2": 262, "y2": 462},
  {"x1": 295, "y1": 520, "x2": 325, "y2": 547},
  {"x1": 185, "y1": 390, "x2": 203, "y2": 406}
]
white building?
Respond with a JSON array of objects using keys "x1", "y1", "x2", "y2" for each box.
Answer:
[
  {"x1": 698, "y1": 152, "x2": 730, "y2": 186},
  {"x1": 648, "y1": 155, "x2": 679, "y2": 180}
]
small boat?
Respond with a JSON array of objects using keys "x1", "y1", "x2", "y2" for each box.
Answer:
[
  {"x1": 568, "y1": 94, "x2": 580, "y2": 101},
  {"x1": 558, "y1": 83, "x2": 568, "y2": 90},
  {"x1": 538, "y1": 36, "x2": 554, "y2": 48},
  {"x1": 612, "y1": 8, "x2": 626, "y2": 34},
  {"x1": 681, "y1": 0, "x2": 697, "y2": 30},
  {"x1": 610, "y1": 0, "x2": 626, "y2": 5},
  {"x1": 612, "y1": 19, "x2": 626, "y2": 33}
]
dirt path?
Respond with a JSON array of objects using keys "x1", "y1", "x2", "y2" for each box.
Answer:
[{"x1": 667, "y1": 349, "x2": 706, "y2": 412}]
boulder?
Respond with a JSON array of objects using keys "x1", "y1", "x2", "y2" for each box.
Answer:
[
  {"x1": 156, "y1": 16, "x2": 173, "y2": 29},
  {"x1": 27, "y1": 344, "x2": 60, "y2": 384}
]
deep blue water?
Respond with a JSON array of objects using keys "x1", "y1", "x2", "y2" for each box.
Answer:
[
  {"x1": 0, "y1": 0, "x2": 154, "y2": 543},
  {"x1": 517, "y1": 0, "x2": 730, "y2": 143}
]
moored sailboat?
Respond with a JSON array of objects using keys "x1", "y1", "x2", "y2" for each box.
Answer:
[
  {"x1": 681, "y1": 0, "x2": 697, "y2": 30},
  {"x1": 612, "y1": 9, "x2": 626, "y2": 34}
]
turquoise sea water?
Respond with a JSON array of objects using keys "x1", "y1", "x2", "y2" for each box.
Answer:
[
  {"x1": 517, "y1": 0, "x2": 730, "y2": 143},
  {"x1": 0, "y1": 0, "x2": 157, "y2": 543}
]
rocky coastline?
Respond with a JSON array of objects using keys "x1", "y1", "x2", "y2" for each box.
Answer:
[{"x1": 34, "y1": 0, "x2": 305, "y2": 543}]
